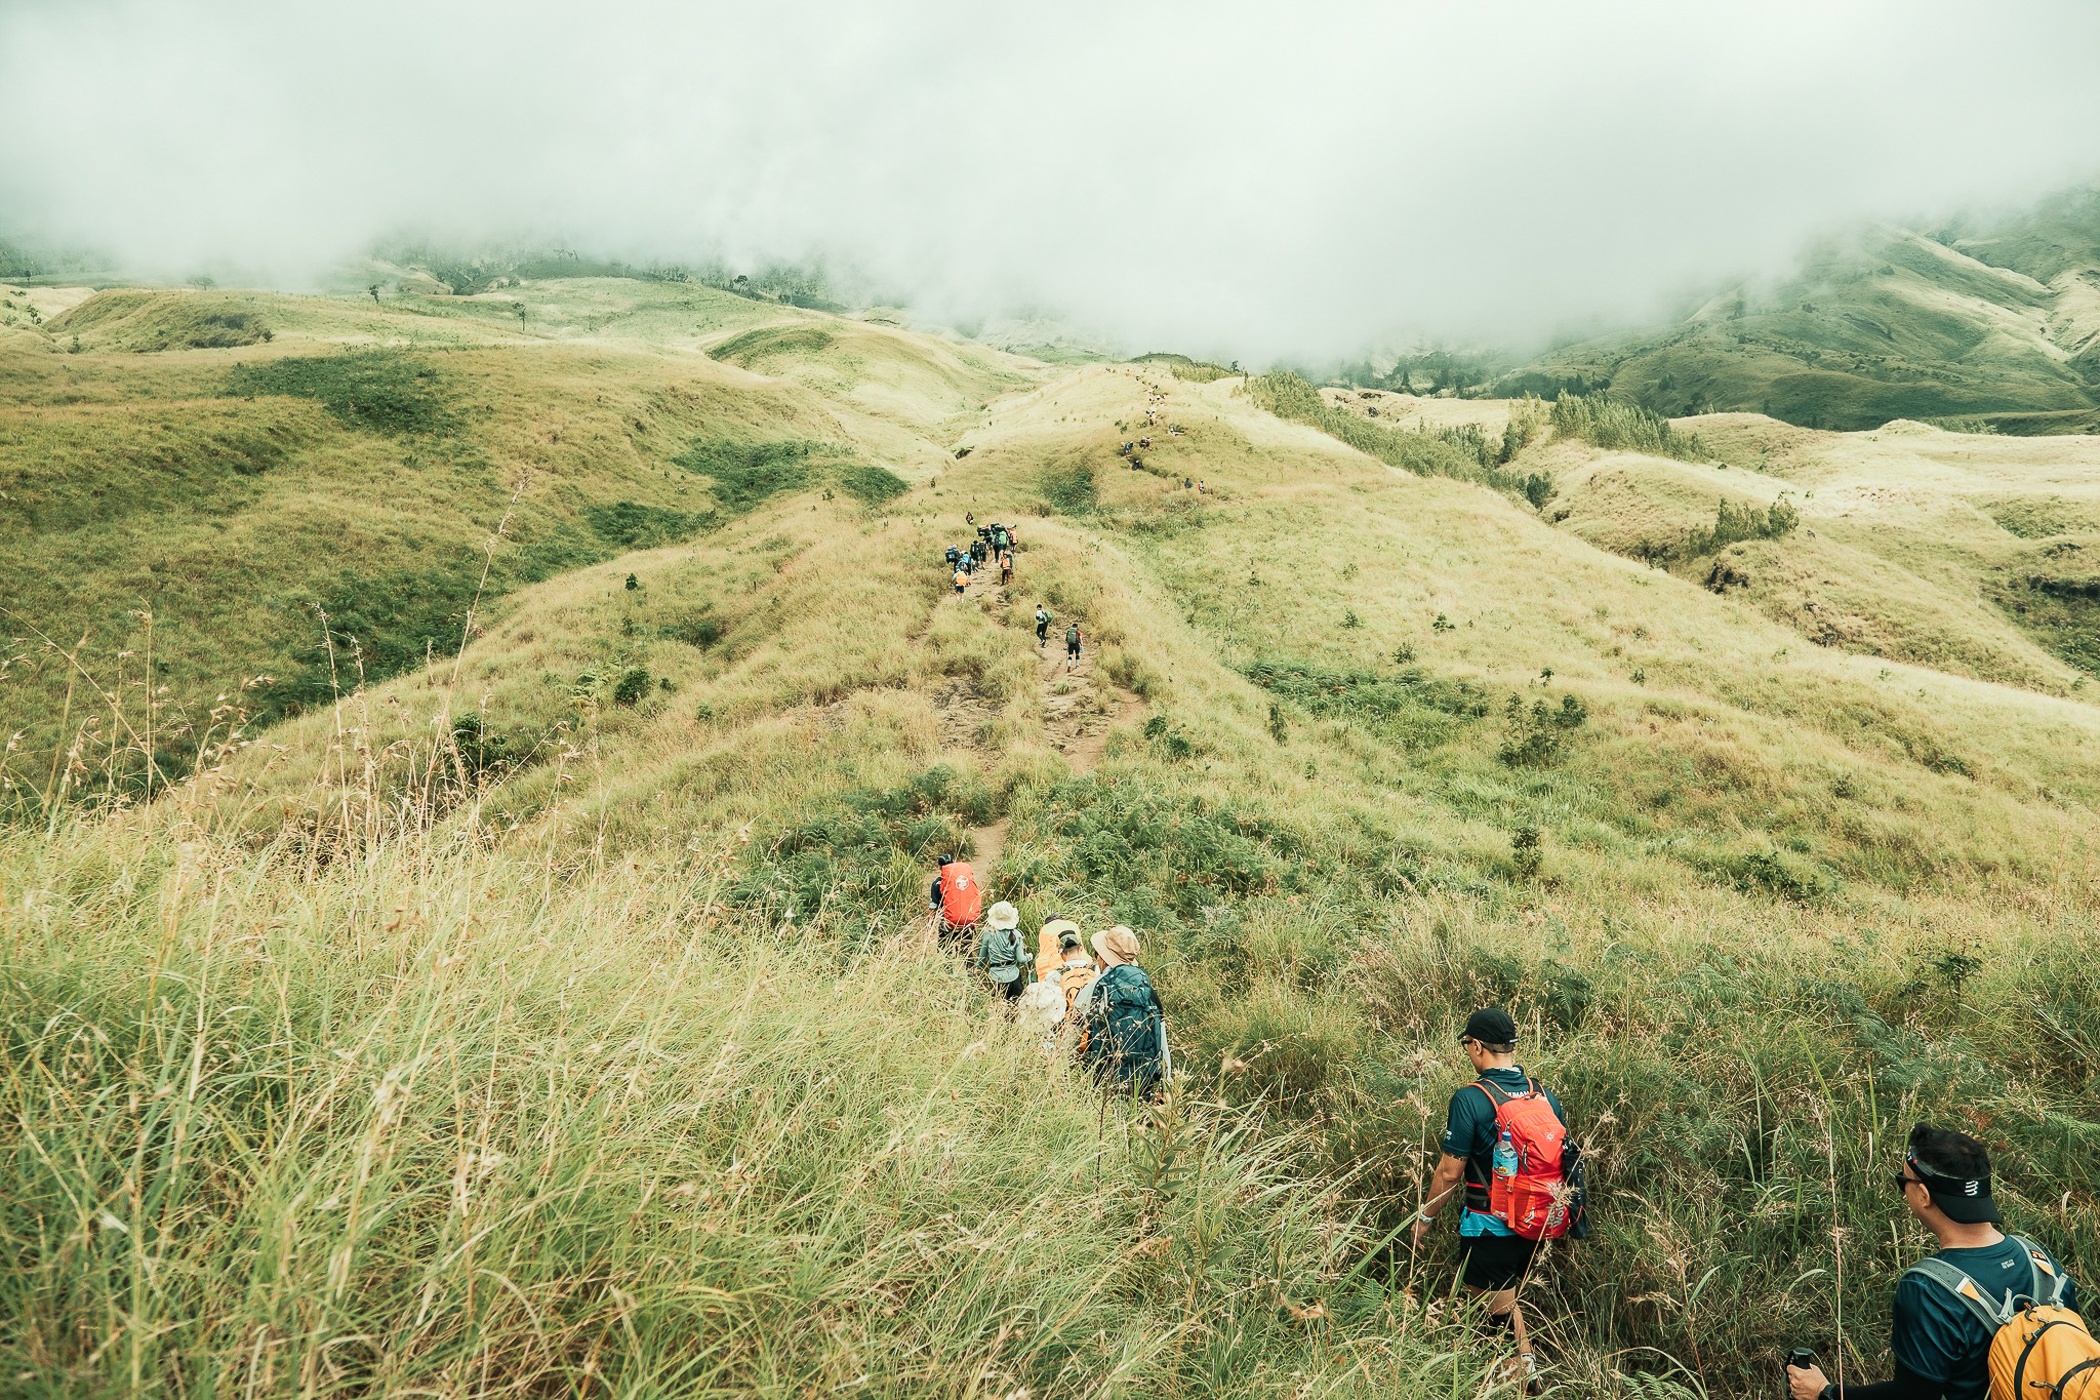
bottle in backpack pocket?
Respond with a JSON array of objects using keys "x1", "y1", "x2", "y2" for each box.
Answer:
[{"x1": 1491, "y1": 1128, "x2": 1519, "y2": 1221}]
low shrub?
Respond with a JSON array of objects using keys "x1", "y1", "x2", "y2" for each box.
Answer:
[
  {"x1": 226, "y1": 351, "x2": 454, "y2": 436},
  {"x1": 1550, "y1": 391, "x2": 1706, "y2": 461}
]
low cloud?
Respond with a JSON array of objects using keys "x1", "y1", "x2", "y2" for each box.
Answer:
[{"x1": 5, "y1": 0, "x2": 2099, "y2": 361}]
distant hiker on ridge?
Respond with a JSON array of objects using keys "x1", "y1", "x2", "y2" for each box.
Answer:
[
  {"x1": 1412, "y1": 1008, "x2": 1579, "y2": 1392},
  {"x1": 1065, "y1": 622, "x2": 1082, "y2": 667},
  {"x1": 1036, "y1": 606, "x2": 1052, "y2": 647}
]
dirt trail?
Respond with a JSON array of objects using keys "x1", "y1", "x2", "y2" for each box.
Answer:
[{"x1": 944, "y1": 569, "x2": 1141, "y2": 881}]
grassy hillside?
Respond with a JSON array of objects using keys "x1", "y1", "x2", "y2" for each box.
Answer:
[
  {"x1": 1508, "y1": 190, "x2": 2100, "y2": 433},
  {"x1": 5, "y1": 292, "x2": 2100, "y2": 1397},
  {"x1": 0, "y1": 281, "x2": 1032, "y2": 810}
]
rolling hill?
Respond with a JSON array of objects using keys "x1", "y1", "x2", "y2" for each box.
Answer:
[
  {"x1": 1506, "y1": 186, "x2": 2100, "y2": 433},
  {"x1": 4, "y1": 274, "x2": 2100, "y2": 1397}
]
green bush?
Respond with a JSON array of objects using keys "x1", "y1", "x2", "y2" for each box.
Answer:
[
  {"x1": 1243, "y1": 658, "x2": 1489, "y2": 751},
  {"x1": 264, "y1": 563, "x2": 485, "y2": 720},
  {"x1": 836, "y1": 464, "x2": 909, "y2": 505},
  {"x1": 1550, "y1": 391, "x2": 1706, "y2": 461},
  {"x1": 226, "y1": 352, "x2": 454, "y2": 436},
  {"x1": 1039, "y1": 460, "x2": 1098, "y2": 515},
  {"x1": 1686, "y1": 495, "x2": 1800, "y2": 557},
  {"x1": 584, "y1": 500, "x2": 713, "y2": 548},
  {"x1": 1496, "y1": 692, "x2": 1589, "y2": 767},
  {"x1": 1243, "y1": 371, "x2": 1547, "y2": 499},
  {"x1": 674, "y1": 438, "x2": 819, "y2": 512},
  {"x1": 706, "y1": 325, "x2": 835, "y2": 366}
]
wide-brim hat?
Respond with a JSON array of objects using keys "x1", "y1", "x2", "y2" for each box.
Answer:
[
  {"x1": 1041, "y1": 917, "x2": 1080, "y2": 943},
  {"x1": 988, "y1": 901, "x2": 1020, "y2": 930},
  {"x1": 1091, "y1": 926, "x2": 1140, "y2": 964}
]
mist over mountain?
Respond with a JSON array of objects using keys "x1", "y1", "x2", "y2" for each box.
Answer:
[{"x1": 5, "y1": 0, "x2": 2100, "y2": 362}]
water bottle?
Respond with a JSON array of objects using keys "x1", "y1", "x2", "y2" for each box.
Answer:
[{"x1": 1492, "y1": 1127, "x2": 1518, "y2": 1217}]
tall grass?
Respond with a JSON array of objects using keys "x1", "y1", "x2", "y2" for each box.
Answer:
[
  {"x1": 0, "y1": 815, "x2": 1513, "y2": 1398},
  {"x1": 1550, "y1": 394, "x2": 1707, "y2": 462}
]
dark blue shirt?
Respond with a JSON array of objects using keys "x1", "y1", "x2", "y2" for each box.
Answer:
[{"x1": 1896, "y1": 1235, "x2": 2079, "y2": 1400}]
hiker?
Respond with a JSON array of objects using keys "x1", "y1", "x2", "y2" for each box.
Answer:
[
  {"x1": 970, "y1": 537, "x2": 987, "y2": 566},
  {"x1": 945, "y1": 544, "x2": 962, "y2": 569},
  {"x1": 1077, "y1": 927, "x2": 1165, "y2": 1096},
  {"x1": 953, "y1": 566, "x2": 968, "y2": 595},
  {"x1": 1049, "y1": 925, "x2": 1097, "y2": 1032},
  {"x1": 1786, "y1": 1123, "x2": 2084, "y2": 1400},
  {"x1": 1012, "y1": 917, "x2": 1078, "y2": 1044},
  {"x1": 1065, "y1": 622, "x2": 1081, "y2": 666},
  {"x1": 999, "y1": 551, "x2": 1013, "y2": 586},
  {"x1": 1412, "y1": 1009, "x2": 1574, "y2": 1391},
  {"x1": 979, "y1": 902, "x2": 1030, "y2": 1002},
  {"x1": 1036, "y1": 606, "x2": 1052, "y2": 646},
  {"x1": 930, "y1": 856, "x2": 982, "y2": 945},
  {"x1": 1034, "y1": 917, "x2": 1072, "y2": 984}
]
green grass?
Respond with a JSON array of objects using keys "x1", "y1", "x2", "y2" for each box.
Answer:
[
  {"x1": 226, "y1": 351, "x2": 455, "y2": 436},
  {"x1": 2, "y1": 821, "x2": 1480, "y2": 1398},
  {"x1": 707, "y1": 324, "x2": 837, "y2": 367},
  {"x1": 7, "y1": 282, "x2": 2100, "y2": 1398},
  {"x1": 671, "y1": 438, "x2": 912, "y2": 515},
  {"x1": 49, "y1": 289, "x2": 275, "y2": 351}
]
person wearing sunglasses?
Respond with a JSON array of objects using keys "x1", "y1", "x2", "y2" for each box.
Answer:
[{"x1": 1787, "y1": 1123, "x2": 2080, "y2": 1400}]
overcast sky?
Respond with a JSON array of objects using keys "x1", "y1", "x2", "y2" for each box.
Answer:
[{"x1": 4, "y1": 0, "x2": 2099, "y2": 361}]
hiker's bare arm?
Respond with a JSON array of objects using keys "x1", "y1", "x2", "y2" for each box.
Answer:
[{"x1": 1412, "y1": 1152, "x2": 1467, "y2": 1247}]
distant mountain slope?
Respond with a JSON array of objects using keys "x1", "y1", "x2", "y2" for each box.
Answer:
[{"x1": 1508, "y1": 187, "x2": 2100, "y2": 433}]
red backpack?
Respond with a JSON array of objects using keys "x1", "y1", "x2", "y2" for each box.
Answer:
[
  {"x1": 939, "y1": 862, "x2": 982, "y2": 926},
  {"x1": 1474, "y1": 1077, "x2": 1573, "y2": 1240}
]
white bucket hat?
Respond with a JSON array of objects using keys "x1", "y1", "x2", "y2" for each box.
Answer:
[{"x1": 987, "y1": 901, "x2": 1020, "y2": 930}]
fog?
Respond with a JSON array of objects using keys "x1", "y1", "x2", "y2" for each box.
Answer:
[{"x1": 5, "y1": 0, "x2": 2099, "y2": 361}]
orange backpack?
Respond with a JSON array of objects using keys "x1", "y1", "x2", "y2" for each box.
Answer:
[
  {"x1": 1473, "y1": 1077, "x2": 1573, "y2": 1241},
  {"x1": 1911, "y1": 1239, "x2": 2100, "y2": 1400},
  {"x1": 938, "y1": 862, "x2": 982, "y2": 926}
]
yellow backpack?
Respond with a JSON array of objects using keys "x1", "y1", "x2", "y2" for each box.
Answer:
[{"x1": 1909, "y1": 1238, "x2": 2100, "y2": 1400}]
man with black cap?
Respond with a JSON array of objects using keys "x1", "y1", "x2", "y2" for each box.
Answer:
[
  {"x1": 1412, "y1": 1008, "x2": 1568, "y2": 1387},
  {"x1": 1787, "y1": 1123, "x2": 2080, "y2": 1400}
]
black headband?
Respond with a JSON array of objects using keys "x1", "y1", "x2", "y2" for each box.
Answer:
[{"x1": 1908, "y1": 1149, "x2": 1990, "y2": 1199}]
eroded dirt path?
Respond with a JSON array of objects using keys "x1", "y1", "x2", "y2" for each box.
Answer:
[{"x1": 947, "y1": 571, "x2": 1141, "y2": 881}]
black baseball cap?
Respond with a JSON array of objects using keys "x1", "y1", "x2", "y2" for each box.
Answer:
[
  {"x1": 1459, "y1": 1008, "x2": 1518, "y2": 1046},
  {"x1": 1907, "y1": 1149, "x2": 2003, "y2": 1225}
]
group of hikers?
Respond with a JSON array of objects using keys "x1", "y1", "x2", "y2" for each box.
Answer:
[
  {"x1": 914, "y1": 500, "x2": 2086, "y2": 1400},
  {"x1": 1407, "y1": 1007, "x2": 2087, "y2": 1398},
  {"x1": 946, "y1": 516, "x2": 1016, "y2": 593},
  {"x1": 928, "y1": 854, "x2": 1166, "y2": 1096},
  {"x1": 939, "y1": 515, "x2": 1082, "y2": 665}
]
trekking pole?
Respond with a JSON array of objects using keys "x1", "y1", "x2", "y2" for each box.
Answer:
[{"x1": 1827, "y1": 1112, "x2": 1846, "y2": 1400}]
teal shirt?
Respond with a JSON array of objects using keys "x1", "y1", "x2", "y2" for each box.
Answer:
[
  {"x1": 1896, "y1": 1236, "x2": 2079, "y2": 1400},
  {"x1": 1439, "y1": 1067, "x2": 1566, "y2": 1238}
]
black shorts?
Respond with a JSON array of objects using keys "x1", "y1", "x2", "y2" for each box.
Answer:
[{"x1": 1458, "y1": 1232, "x2": 1539, "y2": 1292}]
